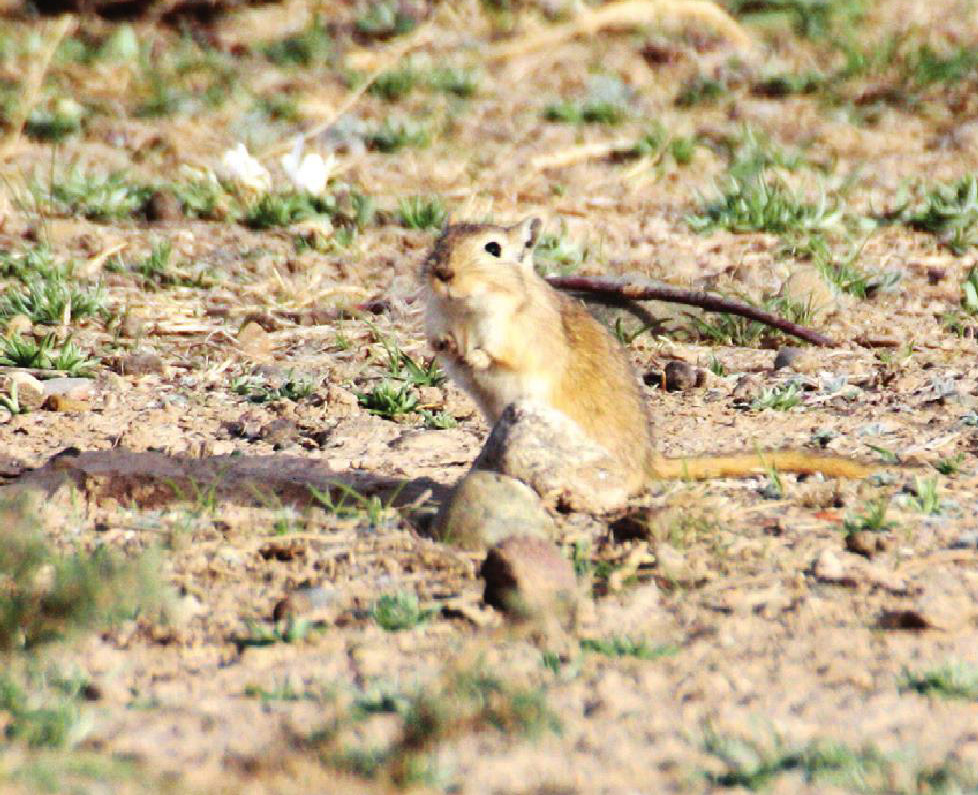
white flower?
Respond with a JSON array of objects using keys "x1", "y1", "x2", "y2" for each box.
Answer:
[
  {"x1": 281, "y1": 137, "x2": 334, "y2": 195},
  {"x1": 219, "y1": 143, "x2": 271, "y2": 192}
]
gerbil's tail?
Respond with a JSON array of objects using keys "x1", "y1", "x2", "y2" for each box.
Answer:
[{"x1": 647, "y1": 451, "x2": 874, "y2": 480}]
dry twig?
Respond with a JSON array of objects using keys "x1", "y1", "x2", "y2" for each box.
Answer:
[
  {"x1": 489, "y1": 0, "x2": 752, "y2": 62},
  {"x1": 547, "y1": 274, "x2": 838, "y2": 347}
]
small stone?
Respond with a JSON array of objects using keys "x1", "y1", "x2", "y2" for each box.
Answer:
[
  {"x1": 260, "y1": 418, "x2": 300, "y2": 447},
  {"x1": 117, "y1": 314, "x2": 144, "y2": 339},
  {"x1": 845, "y1": 530, "x2": 886, "y2": 559},
  {"x1": 731, "y1": 374, "x2": 762, "y2": 400},
  {"x1": 144, "y1": 189, "x2": 183, "y2": 223},
  {"x1": 773, "y1": 347, "x2": 802, "y2": 370},
  {"x1": 5, "y1": 314, "x2": 31, "y2": 338},
  {"x1": 813, "y1": 547, "x2": 847, "y2": 583},
  {"x1": 663, "y1": 360, "x2": 704, "y2": 392},
  {"x1": 473, "y1": 401, "x2": 632, "y2": 513},
  {"x1": 237, "y1": 321, "x2": 272, "y2": 357},
  {"x1": 480, "y1": 535, "x2": 577, "y2": 619},
  {"x1": 326, "y1": 384, "x2": 360, "y2": 416},
  {"x1": 273, "y1": 585, "x2": 339, "y2": 622},
  {"x1": 773, "y1": 346, "x2": 820, "y2": 374},
  {"x1": 2, "y1": 371, "x2": 44, "y2": 410},
  {"x1": 112, "y1": 352, "x2": 164, "y2": 376},
  {"x1": 433, "y1": 471, "x2": 555, "y2": 550},
  {"x1": 417, "y1": 385, "x2": 444, "y2": 408}
]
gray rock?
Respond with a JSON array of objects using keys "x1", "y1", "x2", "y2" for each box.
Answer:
[
  {"x1": 773, "y1": 346, "x2": 820, "y2": 374},
  {"x1": 432, "y1": 470, "x2": 555, "y2": 550},
  {"x1": 2, "y1": 371, "x2": 44, "y2": 410},
  {"x1": 112, "y1": 352, "x2": 164, "y2": 376},
  {"x1": 238, "y1": 321, "x2": 271, "y2": 356},
  {"x1": 473, "y1": 401, "x2": 632, "y2": 513},
  {"x1": 773, "y1": 347, "x2": 803, "y2": 370},
  {"x1": 273, "y1": 585, "x2": 340, "y2": 622},
  {"x1": 480, "y1": 535, "x2": 577, "y2": 619},
  {"x1": 260, "y1": 418, "x2": 300, "y2": 447},
  {"x1": 663, "y1": 360, "x2": 704, "y2": 392}
]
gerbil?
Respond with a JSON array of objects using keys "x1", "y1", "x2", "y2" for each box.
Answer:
[{"x1": 422, "y1": 218, "x2": 872, "y2": 494}]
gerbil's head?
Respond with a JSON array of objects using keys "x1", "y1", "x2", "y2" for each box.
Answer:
[{"x1": 423, "y1": 218, "x2": 542, "y2": 301}]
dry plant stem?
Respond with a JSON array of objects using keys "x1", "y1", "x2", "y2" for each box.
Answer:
[
  {"x1": 547, "y1": 275, "x2": 838, "y2": 347},
  {"x1": 258, "y1": 15, "x2": 441, "y2": 161},
  {"x1": 531, "y1": 140, "x2": 634, "y2": 171},
  {"x1": 0, "y1": 15, "x2": 76, "y2": 161},
  {"x1": 488, "y1": 0, "x2": 752, "y2": 62}
]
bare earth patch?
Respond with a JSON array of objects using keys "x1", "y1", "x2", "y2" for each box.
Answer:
[{"x1": 2, "y1": 1, "x2": 978, "y2": 792}]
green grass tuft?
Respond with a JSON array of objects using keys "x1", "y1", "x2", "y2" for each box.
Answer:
[
  {"x1": 688, "y1": 172, "x2": 841, "y2": 235},
  {"x1": 43, "y1": 169, "x2": 151, "y2": 221},
  {"x1": 364, "y1": 118, "x2": 429, "y2": 152},
  {"x1": 900, "y1": 663, "x2": 978, "y2": 700},
  {"x1": 0, "y1": 273, "x2": 105, "y2": 326},
  {"x1": 579, "y1": 637, "x2": 677, "y2": 660},
  {"x1": 398, "y1": 195, "x2": 448, "y2": 230},
  {"x1": 0, "y1": 495, "x2": 162, "y2": 652},
  {"x1": 371, "y1": 592, "x2": 432, "y2": 631},
  {"x1": 902, "y1": 174, "x2": 978, "y2": 254}
]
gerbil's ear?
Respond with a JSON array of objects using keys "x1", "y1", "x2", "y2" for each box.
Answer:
[
  {"x1": 515, "y1": 217, "x2": 542, "y2": 250},
  {"x1": 513, "y1": 217, "x2": 541, "y2": 266}
]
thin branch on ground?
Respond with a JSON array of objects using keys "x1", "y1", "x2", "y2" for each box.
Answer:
[{"x1": 546, "y1": 274, "x2": 838, "y2": 347}]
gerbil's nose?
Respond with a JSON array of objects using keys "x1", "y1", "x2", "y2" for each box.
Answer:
[{"x1": 431, "y1": 263, "x2": 454, "y2": 283}]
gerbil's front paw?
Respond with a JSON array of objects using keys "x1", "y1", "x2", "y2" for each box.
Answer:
[{"x1": 464, "y1": 348, "x2": 492, "y2": 370}]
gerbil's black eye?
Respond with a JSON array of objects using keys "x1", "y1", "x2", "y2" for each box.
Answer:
[{"x1": 484, "y1": 241, "x2": 502, "y2": 258}]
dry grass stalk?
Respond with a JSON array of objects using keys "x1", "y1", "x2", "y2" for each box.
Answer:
[
  {"x1": 530, "y1": 140, "x2": 635, "y2": 171},
  {"x1": 0, "y1": 15, "x2": 77, "y2": 161},
  {"x1": 259, "y1": 11, "x2": 447, "y2": 161},
  {"x1": 488, "y1": 0, "x2": 753, "y2": 63}
]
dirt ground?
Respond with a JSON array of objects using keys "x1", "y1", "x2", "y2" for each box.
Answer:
[{"x1": 3, "y1": 0, "x2": 978, "y2": 792}]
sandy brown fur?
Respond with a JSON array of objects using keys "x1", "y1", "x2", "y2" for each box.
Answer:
[{"x1": 423, "y1": 220, "x2": 873, "y2": 495}]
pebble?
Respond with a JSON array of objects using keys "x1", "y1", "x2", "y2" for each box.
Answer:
[
  {"x1": 813, "y1": 548, "x2": 848, "y2": 583},
  {"x1": 663, "y1": 360, "x2": 704, "y2": 392},
  {"x1": 237, "y1": 321, "x2": 272, "y2": 357},
  {"x1": 479, "y1": 535, "x2": 577, "y2": 619},
  {"x1": 112, "y1": 352, "x2": 164, "y2": 376},
  {"x1": 845, "y1": 530, "x2": 887, "y2": 559},
  {"x1": 473, "y1": 400, "x2": 632, "y2": 513},
  {"x1": 433, "y1": 470, "x2": 555, "y2": 550},
  {"x1": 117, "y1": 315, "x2": 144, "y2": 339},
  {"x1": 144, "y1": 189, "x2": 183, "y2": 223},
  {"x1": 773, "y1": 346, "x2": 820, "y2": 374},
  {"x1": 2, "y1": 371, "x2": 44, "y2": 410}
]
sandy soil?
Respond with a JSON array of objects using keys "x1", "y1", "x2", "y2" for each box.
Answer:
[{"x1": 2, "y1": 1, "x2": 978, "y2": 792}]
